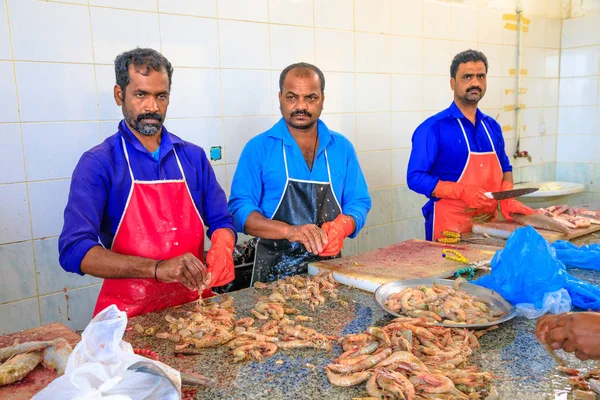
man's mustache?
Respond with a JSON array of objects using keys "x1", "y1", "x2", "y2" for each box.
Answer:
[
  {"x1": 137, "y1": 113, "x2": 163, "y2": 123},
  {"x1": 467, "y1": 87, "x2": 482, "y2": 93},
  {"x1": 291, "y1": 110, "x2": 312, "y2": 117}
]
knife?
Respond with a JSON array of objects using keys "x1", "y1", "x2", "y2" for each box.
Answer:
[{"x1": 484, "y1": 187, "x2": 538, "y2": 200}]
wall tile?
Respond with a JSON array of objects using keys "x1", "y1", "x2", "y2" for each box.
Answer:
[
  {"x1": 158, "y1": 0, "x2": 217, "y2": 17},
  {"x1": 391, "y1": 75, "x2": 422, "y2": 112},
  {"x1": 221, "y1": 70, "x2": 272, "y2": 116},
  {"x1": 223, "y1": 116, "x2": 273, "y2": 164},
  {"x1": 323, "y1": 72, "x2": 354, "y2": 113},
  {"x1": 169, "y1": 68, "x2": 222, "y2": 118},
  {"x1": 391, "y1": 0, "x2": 421, "y2": 36},
  {"x1": 0, "y1": 241, "x2": 36, "y2": 303},
  {"x1": 0, "y1": 1, "x2": 11, "y2": 60},
  {"x1": 391, "y1": 36, "x2": 421, "y2": 75},
  {"x1": 269, "y1": 0, "x2": 313, "y2": 27},
  {"x1": 314, "y1": 0, "x2": 353, "y2": 30},
  {"x1": 545, "y1": 18, "x2": 561, "y2": 49},
  {"x1": 520, "y1": 108, "x2": 543, "y2": 138},
  {"x1": 0, "y1": 62, "x2": 19, "y2": 123},
  {"x1": 0, "y1": 299, "x2": 39, "y2": 335},
  {"x1": 35, "y1": 238, "x2": 101, "y2": 295},
  {"x1": 392, "y1": 148, "x2": 410, "y2": 185},
  {"x1": 28, "y1": 180, "x2": 70, "y2": 239},
  {"x1": 556, "y1": 163, "x2": 593, "y2": 188},
  {"x1": 542, "y1": 134, "x2": 557, "y2": 163},
  {"x1": 543, "y1": 79, "x2": 559, "y2": 107},
  {"x1": 225, "y1": 163, "x2": 236, "y2": 196},
  {"x1": 22, "y1": 122, "x2": 99, "y2": 181},
  {"x1": 0, "y1": 124, "x2": 25, "y2": 184},
  {"x1": 545, "y1": 49, "x2": 560, "y2": 78},
  {"x1": 452, "y1": 5, "x2": 478, "y2": 42},
  {"x1": 365, "y1": 188, "x2": 392, "y2": 227},
  {"x1": 521, "y1": 77, "x2": 544, "y2": 108},
  {"x1": 523, "y1": 16, "x2": 546, "y2": 48},
  {"x1": 164, "y1": 118, "x2": 224, "y2": 162},
  {"x1": 212, "y1": 165, "x2": 227, "y2": 193},
  {"x1": 393, "y1": 218, "x2": 425, "y2": 242},
  {"x1": 478, "y1": 44, "x2": 503, "y2": 77},
  {"x1": 90, "y1": 7, "x2": 160, "y2": 64},
  {"x1": 358, "y1": 223, "x2": 393, "y2": 253},
  {"x1": 422, "y1": 39, "x2": 452, "y2": 76},
  {"x1": 558, "y1": 77, "x2": 599, "y2": 107},
  {"x1": 8, "y1": 0, "x2": 93, "y2": 63},
  {"x1": 315, "y1": 29, "x2": 354, "y2": 72},
  {"x1": 356, "y1": 113, "x2": 391, "y2": 152},
  {"x1": 392, "y1": 111, "x2": 422, "y2": 149},
  {"x1": 422, "y1": 76, "x2": 452, "y2": 111},
  {"x1": 341, "y1": 236, "x2": 359, "y2": 257},
  {"x1": 355, "y1": 33, "x2": 390, "y2": 73},
  {"x1": 99, "y1": 121, "x2": 117, "y2": 141},
  {"x1": 522, "y1": 46, "x2": 546, "y2": 78},
  {"x1": 90, "y1": 0, "x2": 156, "y2": 11},
  {"x1": 40, "y1": 284, "x2": 101, "y2": 332},
  {"x1": 270, "y1": 25, "x2": 314, "y2": 70},
  {"x1": 478, "y1": 9, "x2": 503, "y2": 45},
  {"x1": 358, "y1": 151, "x2": 391, "y2": 189},
  {"x1": 160, "y1": 15, "x2": 219, "y2": 68},
  {"x1": 355, "y1": 0, "x2": 390, "y2": 33},
  {"x1": 393, "y1": 185, "x2": 425, "y2": 221},
  {"x1": 560, "y1": 47, "x2": 600, "y2": 78},
  {"x1": 16, "y1": 62, "x2": 97, "y2": 122},
  {"x1": 321, "y1": 113, "x2": 356, "y2": 147},
  {"x1": 217, "y1": 0, "x2": 268, "y2": 22},
  {"x1": 423, "y1": 1, "x2": 452, "y2": 39},
  {"x1": 543, "y1": 107, "x2": 558, "y2": 135},
  {"x1": 355, "y1": 74, "x2": 390, "y2": 112},
  {"x1": 0, "y1": 183, "x2": 31, "y2": 244},
  {"x1": 95, "y1": 65, "x2": 121, "y2": 121},
  {"x1": 219, "y1": 20, "x2": 270, "y2": 69},
  {"x1": 557, "y1": 135, "x2": 595, "y2": 163},
  {"x1": 561, "y1": 14, "x2": 600, "y2": 49},
  {"x1": 478, "y1": 76, "x2": 503, "y2": 110}
]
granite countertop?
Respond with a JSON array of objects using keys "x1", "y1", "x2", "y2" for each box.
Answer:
[{"x1": 125, "y1": 268, "x2": 600, "y2": 400}]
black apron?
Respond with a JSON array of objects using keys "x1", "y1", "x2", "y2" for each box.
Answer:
[{"x1": 251, "y1": 142, "x2": 342, "y2": 285}]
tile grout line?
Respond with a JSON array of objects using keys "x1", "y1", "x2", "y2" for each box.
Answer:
[
  {"x1": 3, "y1": 0, "x2": 42, "y2": 328},
  {"x1": 87, "y1": 0, "x2": 102, "y2": 143},
  {"x1": 215, "y1": 0, "x2": 228, "y2": 176}
]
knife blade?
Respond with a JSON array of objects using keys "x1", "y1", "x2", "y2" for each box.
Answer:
[{"x1": 484, "y1": 187, "x2": 538, "y2": 200}]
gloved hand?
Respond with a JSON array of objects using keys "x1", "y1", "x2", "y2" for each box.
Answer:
[
  {"x1": 433, "y1": 181, "x2": 496, "y2": 211},
  {"x1": 205, "y1": 229, "x2": 235, "y2": 287},
  {"x1": 498, "y1": 180, "x2": 536, "y2": 221},
  {"x1": 318, "y1": 214, "x2": 355, "y2": 257}
]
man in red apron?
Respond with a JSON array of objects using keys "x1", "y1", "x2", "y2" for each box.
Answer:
[
  {"x1": 407, "y1": 50, "x2": 535, "y2": 241},
  {"x1": 59, "y1": 48, "x2": 236, "y2": 317}
]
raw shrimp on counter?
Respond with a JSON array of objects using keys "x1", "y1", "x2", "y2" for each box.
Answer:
[
  {"x1": 326, "y1": 317, "x2": 497, "y2": 399},
  {"x1": 384, "y1": 279, "x2": 504, "y2": 325}
]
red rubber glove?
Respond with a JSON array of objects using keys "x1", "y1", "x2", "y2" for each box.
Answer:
[
  {"x1": 433, "y1": 181, "x2": 496, "y2": 211},
  {"x1": 318, "y1": 214, "x2": 355, "y2": 257},
  {"x1": 498, "y1": 180, "x2": 536, "y2": 221},
  {"x1": 205, "y1": 229, "x2": 235, "y2": 287}
]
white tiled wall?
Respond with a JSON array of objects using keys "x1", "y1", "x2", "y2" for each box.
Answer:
[
  {"x1": 0, "y1": 0, "x2": 564, "y2": 334},
  {"x1": 557, "y1": 11, "x2": 600, "y2": 203}
]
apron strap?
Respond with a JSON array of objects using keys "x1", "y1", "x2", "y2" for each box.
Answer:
[
  {"x1": 324, "y1": 148, "x2": 332, "y2": 183},
  {"x1": 480, "y1": 121, "x2": 496, "y2": 152},
  {"x1": 120, "y1": 137, "x2": 135, "y2": 181},
  {"x1": 456, "y1": 119, "x2": 471, "y2": 153},
  {"x1": 281, "y1": 142, "x2": 290, "y2": 180}
]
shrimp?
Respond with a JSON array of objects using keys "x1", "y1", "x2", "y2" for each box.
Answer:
[
  {"x1": 443, "y1": 299, "x2": 467, "y2": 322},
  {"x1": 339, "y1": 348, "x2": 393, "y2": 373},
  {"x1": 325, "y1": 368, "x2": 372, "y2": 387},
  {"x1": 377, "y1": 370, "x2": 416, "y2": 400},
  {"x1": 409, "y1": 373, "x2": 456, "y2": 394},
  {"x1": 366, "y1": 327, "x2": 391, "y2": 347},
  {"x1": 235, "y1": 317, "x2": 255, "y2": 327},
  {"x1": 276, "y1": 340, "x2": 316, "y2": 349},
  {"x1": 374, "y1": 351, "x2": 429, "y2": 373},
  {"x1": 0, "y1": 351, "x2": 42, "y2": 386},
  {"x1": 255, "y1": 302, "x2": 284, "y2": 320}
]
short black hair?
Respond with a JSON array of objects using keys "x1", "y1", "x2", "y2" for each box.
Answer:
[
  {"x1": 279, "y1": 62, "x2": 325, "y2": 93},
  {"x1": 450, "y1": 50, "x2": 488, "y2": 78},
  {"x1": 114, "y1": 48, "x2": 173, "y2": 97}
]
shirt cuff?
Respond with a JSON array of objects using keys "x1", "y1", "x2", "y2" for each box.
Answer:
[
  {"x1": 235, "y1": 205, "x2": 263, "y2": 234},
  {"x1": 66, "y1": 241, "x2": 101, "y2": 276}
]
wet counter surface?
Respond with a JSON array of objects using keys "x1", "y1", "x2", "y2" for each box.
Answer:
[{"x1": 125, "y1": 267, "x2": 600, "y2": 400}]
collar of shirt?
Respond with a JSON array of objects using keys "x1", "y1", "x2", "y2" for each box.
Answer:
[
  {"x1": 267, "y1": 118, "x2": 333, "y2": 155},
  {"x1": 118, "y1": 120, "x2": 183, "y2": 162},
  {"x1": 448, "y1": 101, "x2": 484, "y2": 124}
]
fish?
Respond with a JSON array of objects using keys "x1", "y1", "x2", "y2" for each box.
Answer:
[
  {"x1": 0, "y1": 351, "x2": 42, "y2": 386},
  {"x1": 0, "y1": 338, "x2": 64, "y2": 362},
  {"x1": 511, "y1": 213, "x2": 570, "y2": 235},
  {"x1": 41, "y1": 339, "x2": 72, "y2": 375}
]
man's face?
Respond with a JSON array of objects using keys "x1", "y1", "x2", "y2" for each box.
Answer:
[
  {"x1": 450, "y1": 61, "x2": 487, "y2": 105},
  {"x1": 278, "y1": 69, "x2": 324, "y2": 131},
  {"x1": 114, "y1": 65, "x2": 170, "y2": 136}
]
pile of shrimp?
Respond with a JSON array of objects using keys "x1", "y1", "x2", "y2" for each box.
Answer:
[
  {"x1": 384, "y1": 278, "x2": 504, "y2": 325},
  {"x1": 556, "y1": 366, "x2": 600, "y2": 399},
  {"x1": 326, "y1": 317, "x2": 498, "y2": 399},
  {"x1": 254, "y1": 272, "x2": 339, "y2": 310}
]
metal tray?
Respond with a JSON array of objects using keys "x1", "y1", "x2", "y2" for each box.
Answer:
[{"x1": 374, "y1": 278, "x2": 516, "y2": 329}]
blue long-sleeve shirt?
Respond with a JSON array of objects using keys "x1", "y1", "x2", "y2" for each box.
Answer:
[
  {"x1": 59, "y1": 120, "x2": 235, "y2": 275},
  {"x1": 407, "y1": 102, "x2": 512, "y2": 238},
  {"x1": 228, "y1": 118, "x2": 371, "y2": 237}
]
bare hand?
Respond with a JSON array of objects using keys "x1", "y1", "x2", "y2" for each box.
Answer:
[
  {"x1": 536, "y1": 312, "x2": 600, "y2": 361},
  {"x1": 156, "y1": 253, "x2": 207, "y2": 291},
  {"x1": 285, "y1": 224, "x2": 328, "y2": 254}
]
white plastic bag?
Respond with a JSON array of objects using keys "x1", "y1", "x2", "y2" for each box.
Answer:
[
  {"x1": 515, "y1": 288, "x2": 572, "y2": 319},
  {"x1": 33, "y1": 305, "x2": 181, "y2": 400}
]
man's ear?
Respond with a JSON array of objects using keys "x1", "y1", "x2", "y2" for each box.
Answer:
[
  {"x1": 450, "y1": 77, "x2": 456, "y2": 91},
  {"x1": 114, "y1": 84, "x2": 123, "y2": 106}
]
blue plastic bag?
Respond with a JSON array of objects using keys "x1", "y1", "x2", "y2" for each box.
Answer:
[
  {"x1": 475, "y1": 226, "x2": 600, "y2": 313},
  {"x1": 552, "y1": 240, "x2": 600, "y2": 270}
]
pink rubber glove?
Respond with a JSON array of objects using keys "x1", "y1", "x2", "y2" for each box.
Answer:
[
  {"x1": 434, "y1": 181, "x2": 496, "y2": 211},
  {"x1": 205, "y1": 229, "x2": 235, "y2": 287},
  {"x1": 319, "y1": 214, "x2": 355, "y2": 257}
]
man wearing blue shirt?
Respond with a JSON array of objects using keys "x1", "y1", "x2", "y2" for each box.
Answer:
[
  {"x1": 407, "y1": 50, "x2": 535, "y2": 241},
  {"x1": 59, "y1": 48, "x2": 236, "y2": 317},
  {"x1": 228, "y1": 62, "x2": 371, "y2": 284}
]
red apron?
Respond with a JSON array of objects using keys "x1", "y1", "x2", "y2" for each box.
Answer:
[
  {"x1": 93, "y1": 137, "x2": 209, "y2": 318},
  {"x1": 432, "y1": 119, "x2": 503, "y2": 241}
]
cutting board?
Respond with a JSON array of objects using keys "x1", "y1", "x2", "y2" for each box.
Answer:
[
  {"x1": 0, "y1": 323, "x2": 80, "y2": 400},
  {"x1": 473, "y1": 221, "x2": 600, "y2": 243},
  {"x1": 308, "y1": 239, "x2": 496, "y2": 292}
]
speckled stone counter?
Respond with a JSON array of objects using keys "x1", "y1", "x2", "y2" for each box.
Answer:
[{"x1": 125, "y1": 268, "x2": 600, "y2": 400}]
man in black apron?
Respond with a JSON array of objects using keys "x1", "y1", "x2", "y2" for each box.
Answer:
[{"x1": 228, "y1": 63, "x2": 371, "y2": 284}]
